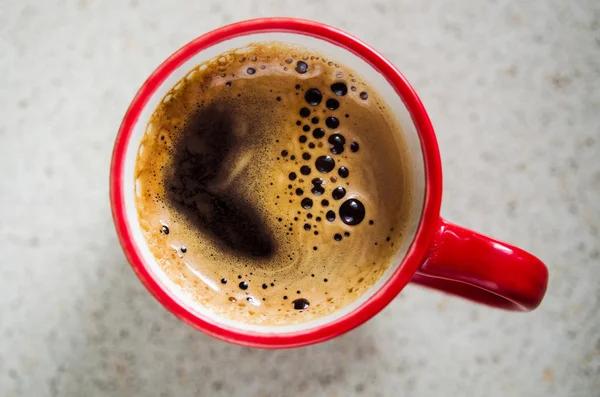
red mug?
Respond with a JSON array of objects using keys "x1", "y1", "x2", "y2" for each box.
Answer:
[{"x1": 110, "y1": 18, "x2": 548, "y2": 348}]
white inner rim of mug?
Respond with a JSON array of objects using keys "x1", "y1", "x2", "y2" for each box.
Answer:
[{"x1": 122, "y1": 32, "x2": 426, "y2": 333}]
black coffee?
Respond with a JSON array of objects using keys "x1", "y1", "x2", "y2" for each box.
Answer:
[{"x1": 134, "y1": 42, "x2": 413, "y2": 325}]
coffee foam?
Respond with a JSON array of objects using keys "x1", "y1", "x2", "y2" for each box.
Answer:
[{"x1": 134, "y1": 42, "x2": 413, "y2": 325}]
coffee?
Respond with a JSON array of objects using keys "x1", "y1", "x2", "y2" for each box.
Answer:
[{"x1": 134, "y1": 42, "x2": 413, "y2": 325}]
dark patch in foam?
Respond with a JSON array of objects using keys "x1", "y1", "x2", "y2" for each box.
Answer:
[{"x1": 164, "y1": 103, "x2": 274, "y2": 258}]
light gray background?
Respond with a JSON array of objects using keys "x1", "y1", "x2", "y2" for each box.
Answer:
[{"x1": 1, "y1": 1, "x2": 599, "y2": 396}]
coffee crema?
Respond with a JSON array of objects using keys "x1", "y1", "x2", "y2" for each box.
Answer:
[{"x1": 134, "y1": 42, "x2": 413, "y2": 325}]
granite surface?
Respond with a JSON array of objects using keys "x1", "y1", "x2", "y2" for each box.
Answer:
[{"x1": 1, "y1": 0, "x2": 599, "y2": 396}]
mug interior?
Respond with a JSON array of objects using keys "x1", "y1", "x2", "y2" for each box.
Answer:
[{"x1": 112, "y1": 20, "x2": 439, "y2": 344}]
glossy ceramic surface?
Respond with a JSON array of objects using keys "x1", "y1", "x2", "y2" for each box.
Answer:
[
  {"x1": 110, "y1": 18, "x2": 548, "y2": 348},
  {"x1": 413, "y1": 218, "x2": 548, "y2": 311}
]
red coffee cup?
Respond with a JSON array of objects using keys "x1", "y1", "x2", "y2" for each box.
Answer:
[{"x1": 110, "y1": 18, "x2": 548, "y2": 348}]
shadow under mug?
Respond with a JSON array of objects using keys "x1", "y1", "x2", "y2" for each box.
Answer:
[{"x1": 110, "y1": 18, "x2": 549, "y2": 348}]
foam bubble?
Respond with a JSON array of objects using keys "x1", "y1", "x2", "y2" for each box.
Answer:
[
  {"x1": 325, "y1": 117, "x2": 340, "y2": 129},
  {"x1": 312, "y1": 128, "x2": 325, "y2": 139},
  {"x1": 326, "y1": 98, "x2": 339, "y2": 110},
  {"x1": 305, "y1": 88, "x2": 322, "y2": 106},
  {"x1": 331, "y1": 82, "x2": 348, "y2": 96}
]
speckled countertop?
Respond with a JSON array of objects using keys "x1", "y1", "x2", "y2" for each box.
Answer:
[{"x1": 1, "y1": 1, "x2": 599, "y2": 396}]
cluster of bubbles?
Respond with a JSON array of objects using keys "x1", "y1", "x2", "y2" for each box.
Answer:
[
  {"x1": 280, "y1": 62, "x2": 368, "y2": 245},
  {"x1": 270, "y1": 60, "x2": 373, "y2": 310}
]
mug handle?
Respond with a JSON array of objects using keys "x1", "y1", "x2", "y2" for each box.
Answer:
[{"x1": 411, "y1": 218, "x2": 549, "y2": 311}]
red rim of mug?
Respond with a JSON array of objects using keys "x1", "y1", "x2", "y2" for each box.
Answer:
[{"x1": 109, "y1": 18, "x2": 442, "y2": 348}]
